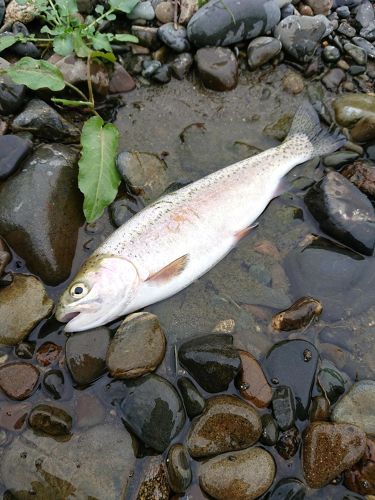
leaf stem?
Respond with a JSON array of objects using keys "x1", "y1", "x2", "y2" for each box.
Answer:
[
  {"x1": 52, "y1": 97, "x2": 94, "y2": 107},
  {"x1": 86, "y1": 52, "x2": 95, "y2": 107},
  {"x1": 86, "y1": 7, "x2": 115, "y2": 29},
  {"x1": 47, "y1": 0, "x2": 63, "y2": 26}
]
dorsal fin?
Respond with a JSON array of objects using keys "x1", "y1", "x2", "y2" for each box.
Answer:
[{"x1": 146, "y1": 254, "x2": 189, "y2": 284}]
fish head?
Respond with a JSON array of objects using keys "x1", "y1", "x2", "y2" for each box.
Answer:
[{"x1": 55, "y1": 254, "x2": 139, "y2": 332}]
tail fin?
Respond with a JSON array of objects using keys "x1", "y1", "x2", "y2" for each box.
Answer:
[{"x1": 284, "y1": 101, "x2": 346, "y2": 158}]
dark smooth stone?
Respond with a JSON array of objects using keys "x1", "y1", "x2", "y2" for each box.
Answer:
[
  {"x1": 338, "y1": 22, "x2": 356, "y2": 38},
  {"x1": 11, "y1": 23, "x2": 40, "y2": 58},
  {"x1": 167, "y1": 444, "x2": 192, "y2": 493},
  {"x1": 195, "y1": 47, "x2": 238, "y2": 91},
  {"x1": 170, "y1": 52, "x2": 193, "y2": 80},
  {"x1": 276, "y1": 426, "x2": 301, "y2": 460},
  {"x1": 264, "y1": 340, "x2": 319, "y2": 420},
  {"x1": 178, "y1": 334, "x2": 241, "y2": 393},
  {"x1": 0, "y1": 135, "x2": 32, "y2": 181},
  {"x1": 12, "y1": 99, "x2": 80, "y2": 143},
  {"x1": 43, "y1": 370, "x2": 65, "y2": 400},
  {"x1": 65, "y1": 327, "x2": 111, "y2": 386},
  {"x1": 152, "y1": 64, "x2": 172, "y2": 83},
  {"x1": 318, "y1": 360, "x2": 347, "y2": 404},
  {"x1": 142, "y1": 59, "x2": 161, "y2": 78},
  {"x1": 272, "y1": 297, "x2": 322, "y2": 331},
  {"x1": 260, "y1": 414, "x2": 279, "y2": 446},
  {"x1": 120, "y1": 374, "x2": 185, "y2": 452},
  {"x1": 336, "y1": 6, "x2": 350, "y2": 17},
  {"x1": 272, "y1": 386, "x2": 296, "y2": 431},
  {"x1": 158, "y1": 23, "x2": 190, "y2": 52},
  {"x1": 0, "y1": 64, "x2": 26, "y2": 115},
  {"x1": 0, "y1": 0, "x2": 4, "y2": 24},
  {"x1": 109, "y1": 195, "x2": 142, "y2": 227},
  {"x1": 352, "y1": 36, "x2": 375, "y2": 58},
  {"x1": 344, "y1": 42, "x2": 367, "y2": 65},
  {"x1": 247, "y1": 36, "x2": 282, "y2": 70},
  {"x1": 265, "y1": 477, "x2": 306, "y2": 499},
  {"x1": 0, "y1": 144, "x2": 82, "y2": 285},
  {"x1": 131, "y1": 25, "x2": 161, "y2": 50},
  {"x1": 177, "y1": 377, "x2": 205, "y2": 419},
  {"x1": 322, "y1": 68, "x2": 346, "y2": 90},
  {"x1": 28, "y1": 404, "x2": 72, "y2": 436},
  {"x1": 187, "y1": 0, "x2": 282, "y2": 47},
  {"x1": 15, "y1": 341, "x2": 36, "y2": 360},
  {"x1": 322, "y1": 45, "x2": 341, "y2": 63},
  {"x1": 305, "y1": 171, "x2": 375, "y2": 255},
  {"x1": 285, "y1": 236, "x2": 375, "y2": 321}
]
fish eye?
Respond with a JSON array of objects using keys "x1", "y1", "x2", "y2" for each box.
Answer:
[{"x1": 70, "y1": 283, "x2": 89, "y2": 299}]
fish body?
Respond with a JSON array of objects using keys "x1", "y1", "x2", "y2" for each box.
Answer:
[{"x1": 56, "y1": 103, "x2": 345, "y2": 332}]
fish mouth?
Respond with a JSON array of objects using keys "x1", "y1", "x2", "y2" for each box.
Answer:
[{"x1": 57, "y1": 311, "x2": 81, "y2": 323}]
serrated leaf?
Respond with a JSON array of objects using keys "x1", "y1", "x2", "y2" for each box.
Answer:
[
  {"x1": 7, "y1": 57, "x2": 66, "y2": 91},
  {"x1": 91, "y1": 32, "x2": 112, "y2": 52},
  {"x1": 90, "y1": 50, "x2": 116, "y2": 63},
  {"x1": 78, "y1": 116, "x2": 120, "y2": 223},
  {"x1": 53, "y1": 33, "x2": 74, "y2": 56},
  {"x1": 113, "y1": 33, "x2": 138, "y2": 43},
  {"x1": 109, "y1": 0, "x2": 139, "y2": 14},
  {"x1": 0, "y1": 35, "x2": 20, "y2": 53}
]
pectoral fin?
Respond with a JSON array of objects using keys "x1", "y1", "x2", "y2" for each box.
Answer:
[
  {"x1": 146, "y1": 254, "x2": 189, "y2": 284},
  {"x1": 234, "y1": 223, "x2": 258, "y2": 242}
]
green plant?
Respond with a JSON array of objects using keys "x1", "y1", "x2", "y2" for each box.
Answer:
[{"x1": 0, "y1": 0, "x2": 140, "y2": 222}]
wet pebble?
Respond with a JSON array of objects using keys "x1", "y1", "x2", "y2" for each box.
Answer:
[
  {"x1": 116, "y1": 151, "x2": 169, "y2": 203},
  {"x1": 338, "y1": 22, "x2": 356, "y2": 38},
  {"x1": 0, "y1": 274, "x2": 53, "y2": 346},
  {"x1": 360, "y1": 23, "x2": 375, "y2": 41},
  {"x1": 352, "y1": 36, "x2": 375, "y2": 58},
  {"x1": 155, "y1": 1, "x2": 174, "y2": 23},
  {"x1": 0, "y1": 135, "x2": 32, "y2": 181},
  {"x1": 195, "y1": 47, "x2": 238, "y2": 91},
  {"x1": 43, "y1": 370, "x2": 65, "y2": 400},
  {"x1": 341, "y1": 160, "x2": 375, "y2": 198},
  {"x1": 0, "y1": 402, "x2": 30, "y2": 431},
  {"x1": 260, "y1": 414, "x2": 279, "y2": 446},
  {"x1": 276, "y1": 426, "x2": 301, "y2": 460},
  {"x1": 12, "y1": 99, "x2": 80, "y2": 143},
  {"x1": 158, "y1": 23, "x2": 190, "y2": 52},
  {"x1": 170, "y1": 52, "x2": 193, "y2": 79},
  {"x1": 304, "y1": 171, "x2": 375, "y2": 255},
  {"x1": 178, "y1": 334, "x2": 241, "y2": 393},
  {"x1": 65, "y1": 327, "x2": 111, "y2": 386},
  {"x1": 109, "y1": 63, "x2": 136, "y2": 93},
  {"x1": 332, "y1": 380, "x2": 375, "y2": 435},
  {"x1": 15, "y1": 341, "x2": 36, "y2": 360},
  {"x1": 0, "y1": 58, "x2": 26, "y2": 115},
  {"x1": 109, "y1": 195, "x2": 141, "y2": 227},
  {"x1": 247, "y1": 36, "x2": 282, "y2": 70},
  {"x1": 36, "y1": 342, "x2": 62, "y2": 367},
  {"x1": 344, "y1": 42, "x2": 367, "y2": 65},
  {"x1": 106, "y1": 312, "x2": 166, "y2": 379},
  {"x1": 235, "y1": 350, "x2": 272, "y2": 408},
  {"x1": 177, "y1": 376, "x2": 205, "y2": 419},
  {"x1": 152, "y1": 63, "x2": 172, "y2": 83},
  {"x1": 128, "y1": 0, "x2": 155, "y2": 20},
  {"x1": 266, "y1": 479, "x2": 306, "y2": 499},
  {"x1": 322, "y1": 44, "x2": 341, "y2": 62},
  {"x1": 305, "y1": 0, "x2": 332, "y2": 14},
  {"x1": 322, "y1": 67, "x2": 346, "y2": 90},
  {"x1": 187, "y1": 395, "x2": 262, "y2": 458},
  {"x1": 187, "y1": 0, "x2": 282, "y2": 47},
  {"x1": 318, "y1": 359, "x2": 347, "y2": 403},
  {"x1": 75, "y1": 393, "x2": 105, "y2": 429},
  {"x1": 344, "y1": 438, "x2": 375, "y2": 496},
  {"x1": 336, "y1": 5, "x2": 350, "y2": 17},
  {"x1": 310, "y1": 395, "x2": 330, "y2": 421},
  {"x1": 137, "y1": 456, "x2": 170, "y2": 499},
  {"x1": 120, "y1": 374, "x2": 185, "y2": 452},
  {"x1": 199, "y1": 447, "x2": 275, "y2": 500},
  {"x1": 282, "y1": 71, "x2": 305, "y2": 94},
  {"x1": 274, "y1": 15, "x2": 330, "y2": 62},
  {"x1": 264, "y1": 340, "x2": 319, "y2": 419},
  {"x1": 29, "y1": 404, "x2": 72, "y2": 436},
  {"x1": 323, "y1": 150, "x2": 359, "y2": 168},
  {"x1": 131, "y1": 25, "x2": 160, "y2": 50},
  {"x1": 303, "y1": 422, "x2": 366, "y2": 488},
  {"x1": 142, "y1": 59, "x2": 162, "y2": 78},
  {"x1": 167, "y1": 444, "x2": 192, "y2": 493},
  {"x1": 0, "y1": 362, "x2": 39, "y2": 400},
  {"x1": 272, "y1": 296, "x2": 322, "y2": 331},
  {"x1": 333, "y1": 93, "x2": 375, "y2": 142},
  {"x1": 355, "y1": 0, "x2": 374, "y2": 28},
  {"x1": 272, "y1": 385, "x2": 296, "y2": 431}
]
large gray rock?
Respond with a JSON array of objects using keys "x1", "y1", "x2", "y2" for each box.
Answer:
[
  {"x1": 0, "y1": 274, "x2": 53, "y2": 346},
  {"x1": 187, "y1": 0, "x2": 283, "y2": 47},
  {"x1": 0, "y1": 144, "x2": 83, "y2": 285},
  {"x1": 0, "y1": 424, "x2": 137, "y2": 499}
]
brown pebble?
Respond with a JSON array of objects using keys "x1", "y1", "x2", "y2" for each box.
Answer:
[
  {"x1": 253, "y1": 239, "x2": 280, "y2": 259},
  {"x1": 303, "y1": 422, "x2": 366, "y2": 488},
  {"x1": 155, "y1": 1, "x2": 174, "y2": 23},
  {"x1": 236, "y1": 350, "x2": 272, "y2": 408},
  {"x1": 0, "y1": 362, "x2": 39, "y2": 400},
  {"x1": 344, "y1": 438, "x2": 375, "y2": 495},
  {"x1": 282, "y1": 71, "x2": 305, "y2": 94},
  {"x1": 272, "y1": 296, "x2": 323, "y2": 331},
  {"x1": 137, "y1": 456, "x2": 170, "y2": 500},
  {"x1": 341, "y1": 160, "x2": 375, "y2": 198},
  {"x1": 309, "y1": 395, "x2": 330, "y2": 421},
  {"x1": 337, "y1": 59, "x2": 350, "y2": 71},
  {"x1": 276, "y1": 426, "x2": 301, "y2": 460},
  {"x1": 36, "y1": 342, "x2": 62, "y2": 366},
  {"x1": 299, "y1": 4, "x2": 314, "y2": 15}
]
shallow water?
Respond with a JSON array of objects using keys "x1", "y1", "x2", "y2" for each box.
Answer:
[{"x1": 2, "y1": 64, "x2": 375, "y2": 498}]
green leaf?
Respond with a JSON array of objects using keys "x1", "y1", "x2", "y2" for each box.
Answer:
[
  {"x1": 72, "y1": 30, "x2": 91, "y2": 57},
  {"x1": 95, "y1": 4, "x2": 104, "y2": 13},
  {"x1": 91, "y1": 33, "x2": 112, "y2": 52},
  {"x1": 106, "y1": 12, "x2": 116, "y2": 20},
  {"x1": 55, "y1": 0, "x2": 78, "y2": 16},
  {"x1": 109, "y1": 0, "x2": 139, "y2": 14},
  {"x1": 90, "y1": 50, "x2": 116, "y2": 63},
  {"x1": 113, "y1": 33, "x2": 138, "y2": 43},
  {"x1": 0, "y1": 35, "x2": 20, "y2": 53},
  {"x1": 78, "y1": 116, "x2": 121, "y2": 223},
  {"x1": 7, "y1": 57, "x2": 66, "y2": 91},
  {"x1": 53, "y1": 33, "x2": 74, "y2": 56}
]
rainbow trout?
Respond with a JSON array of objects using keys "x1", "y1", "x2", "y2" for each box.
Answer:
[{"x1": 56, "y1": 103, "x2": 345, "y2": 332}]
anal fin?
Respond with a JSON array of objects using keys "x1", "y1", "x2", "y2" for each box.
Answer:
[
  {"x1": 146, "y1": 254, "x2": 189, "y2": 284},
  {"x1": 234, "y1": 223, "x2": 258, "y2": 242}
]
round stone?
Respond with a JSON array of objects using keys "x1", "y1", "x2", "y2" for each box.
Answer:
[
  {"x1": 29, "y1": 404, "x2": 72, "y2": 436},
  {"x1": 247, "y1": 36, "x2": 282, "y2": 70},
  {"x1": 322, "y1": 45, "x2": 341, "y2": 63},
  {"x1": 0, "y1": 362, "x2": 39, "y2": 400},
  {"x1": 235, "y1": 350, "x2": 272, "y2": 408},
  {"x1": 167, "y1": 444, "x2": 192, "y2": 493}
]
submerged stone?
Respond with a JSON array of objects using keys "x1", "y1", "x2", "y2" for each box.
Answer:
[
  {"x1": 0, "y1": 144, "x2": 82, "y2": 285},
  {"x1": 28, "y1": 404, "x2": 72, "y2": 436},
  {"x1": 0, "y1": 362, "x2": 39, "y2": 400},
  {"x1": 272, "y1": 296, "x2": 323, "y2": 331},
  {"x1": 177, "y1": 377, "x2": 205, "y2": 419},
  {"x1": 167, "y1": 444, "x2": 192, "y2": 493},
  {"x1": 187, "y1": 0, "x2": 283, "y2": 47},
  {"x1": 305, "y1": 172, "x2": 375, "y2": 255},
  {"x1": 236, "y1": 350, "x2": 272, "y2": 408},
  {"x1": 266, "y1": 478, "x2": 306, "y2": 499}
]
